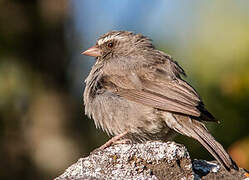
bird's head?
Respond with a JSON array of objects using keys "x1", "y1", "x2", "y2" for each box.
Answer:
[{"x1": 82, "y1": 31, "x2": 154, "y2": 61}]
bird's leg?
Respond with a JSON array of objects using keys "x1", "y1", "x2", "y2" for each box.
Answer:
[{"x1": 99, "y1": 131, "x2": 130, "y2": 150}]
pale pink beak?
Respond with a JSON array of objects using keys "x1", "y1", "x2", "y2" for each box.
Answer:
[{"x1": 81, "y1": 45, "x2": 102, "y2": 57}]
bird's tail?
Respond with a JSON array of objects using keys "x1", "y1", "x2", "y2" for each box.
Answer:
[{"x1": 165, "y1": 113, "x2": 238, "y2": 171}]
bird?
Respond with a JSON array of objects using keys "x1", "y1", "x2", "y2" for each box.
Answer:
[{"x1": 82, "y1": 30, "x2": 238, "y2": 171}]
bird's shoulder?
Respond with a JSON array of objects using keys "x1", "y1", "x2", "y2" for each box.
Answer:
[
  {"x1": 100, "y1": 50, "x2": 186, "y2": 90},
  {"x1": 103, "y1": 50, "x2": 182, "y2": 79}
]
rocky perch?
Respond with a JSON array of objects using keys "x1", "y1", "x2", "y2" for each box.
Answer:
[{"x1": 55, "y1": 141, "x2": 248, "y2": 180}]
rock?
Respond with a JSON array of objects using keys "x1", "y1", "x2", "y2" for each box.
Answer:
[{"x1": 54, "y1": 141, "x2": 248, "y2": 180}]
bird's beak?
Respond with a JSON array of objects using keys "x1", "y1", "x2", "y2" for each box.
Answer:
[{"x1": 81, "y1": 45, "x2": 102, "y2": 57}]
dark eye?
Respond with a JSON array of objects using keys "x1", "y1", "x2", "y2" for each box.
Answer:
[{"x1": 107, "y1": 42, "x2": 114, "y2": 48}]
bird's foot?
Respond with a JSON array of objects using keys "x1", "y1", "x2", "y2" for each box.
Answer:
[{"x1": 98, "y1": 131, "x2": 129, "y2": 150}]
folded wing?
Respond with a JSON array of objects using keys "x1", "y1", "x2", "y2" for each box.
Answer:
[{"x1": 102, "y1": 55, "x2": 216, "y2": 122}]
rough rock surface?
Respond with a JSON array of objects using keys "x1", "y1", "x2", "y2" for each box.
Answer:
[{"x1": 55, "y1": 141, "x2": 248, "y2": 180}]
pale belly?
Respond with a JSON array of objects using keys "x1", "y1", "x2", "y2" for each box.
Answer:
[{"x1": 86, "y1": 91, "x2": 176, "y2": 142}]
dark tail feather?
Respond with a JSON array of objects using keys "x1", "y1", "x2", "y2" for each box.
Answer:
[
  {"x1": 191, "y1": 121, "x2": 238, "y2": 171},
  {"x1": 170, "y1": 115, "x2": 238, "y2": 171}
]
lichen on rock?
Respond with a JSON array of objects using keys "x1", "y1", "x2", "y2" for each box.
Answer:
[{"x1": 55, "y1": 141, "x2": 247, "y2": 180}]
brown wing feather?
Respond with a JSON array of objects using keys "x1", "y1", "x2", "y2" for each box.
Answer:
[{"x1": 115, "y1": 88, "x2": 200, "y2": 117}]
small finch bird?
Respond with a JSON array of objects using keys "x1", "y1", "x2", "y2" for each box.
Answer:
[{"x1": 82, "y1": 31, "x2": 238, "y2": 171}]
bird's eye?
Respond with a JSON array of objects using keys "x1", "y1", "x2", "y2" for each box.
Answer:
[{"x1": 107, "y1": 42, "x2": 114, "y2": 48}]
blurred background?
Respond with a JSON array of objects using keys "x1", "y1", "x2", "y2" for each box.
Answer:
[{"x1": 0, "y1": 0, "x2": 249, "y2": 179}]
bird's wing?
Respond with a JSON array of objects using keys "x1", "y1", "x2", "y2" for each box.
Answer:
[{"x1": 102, "y1": 56, "x2": 216, "y2": 122}]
